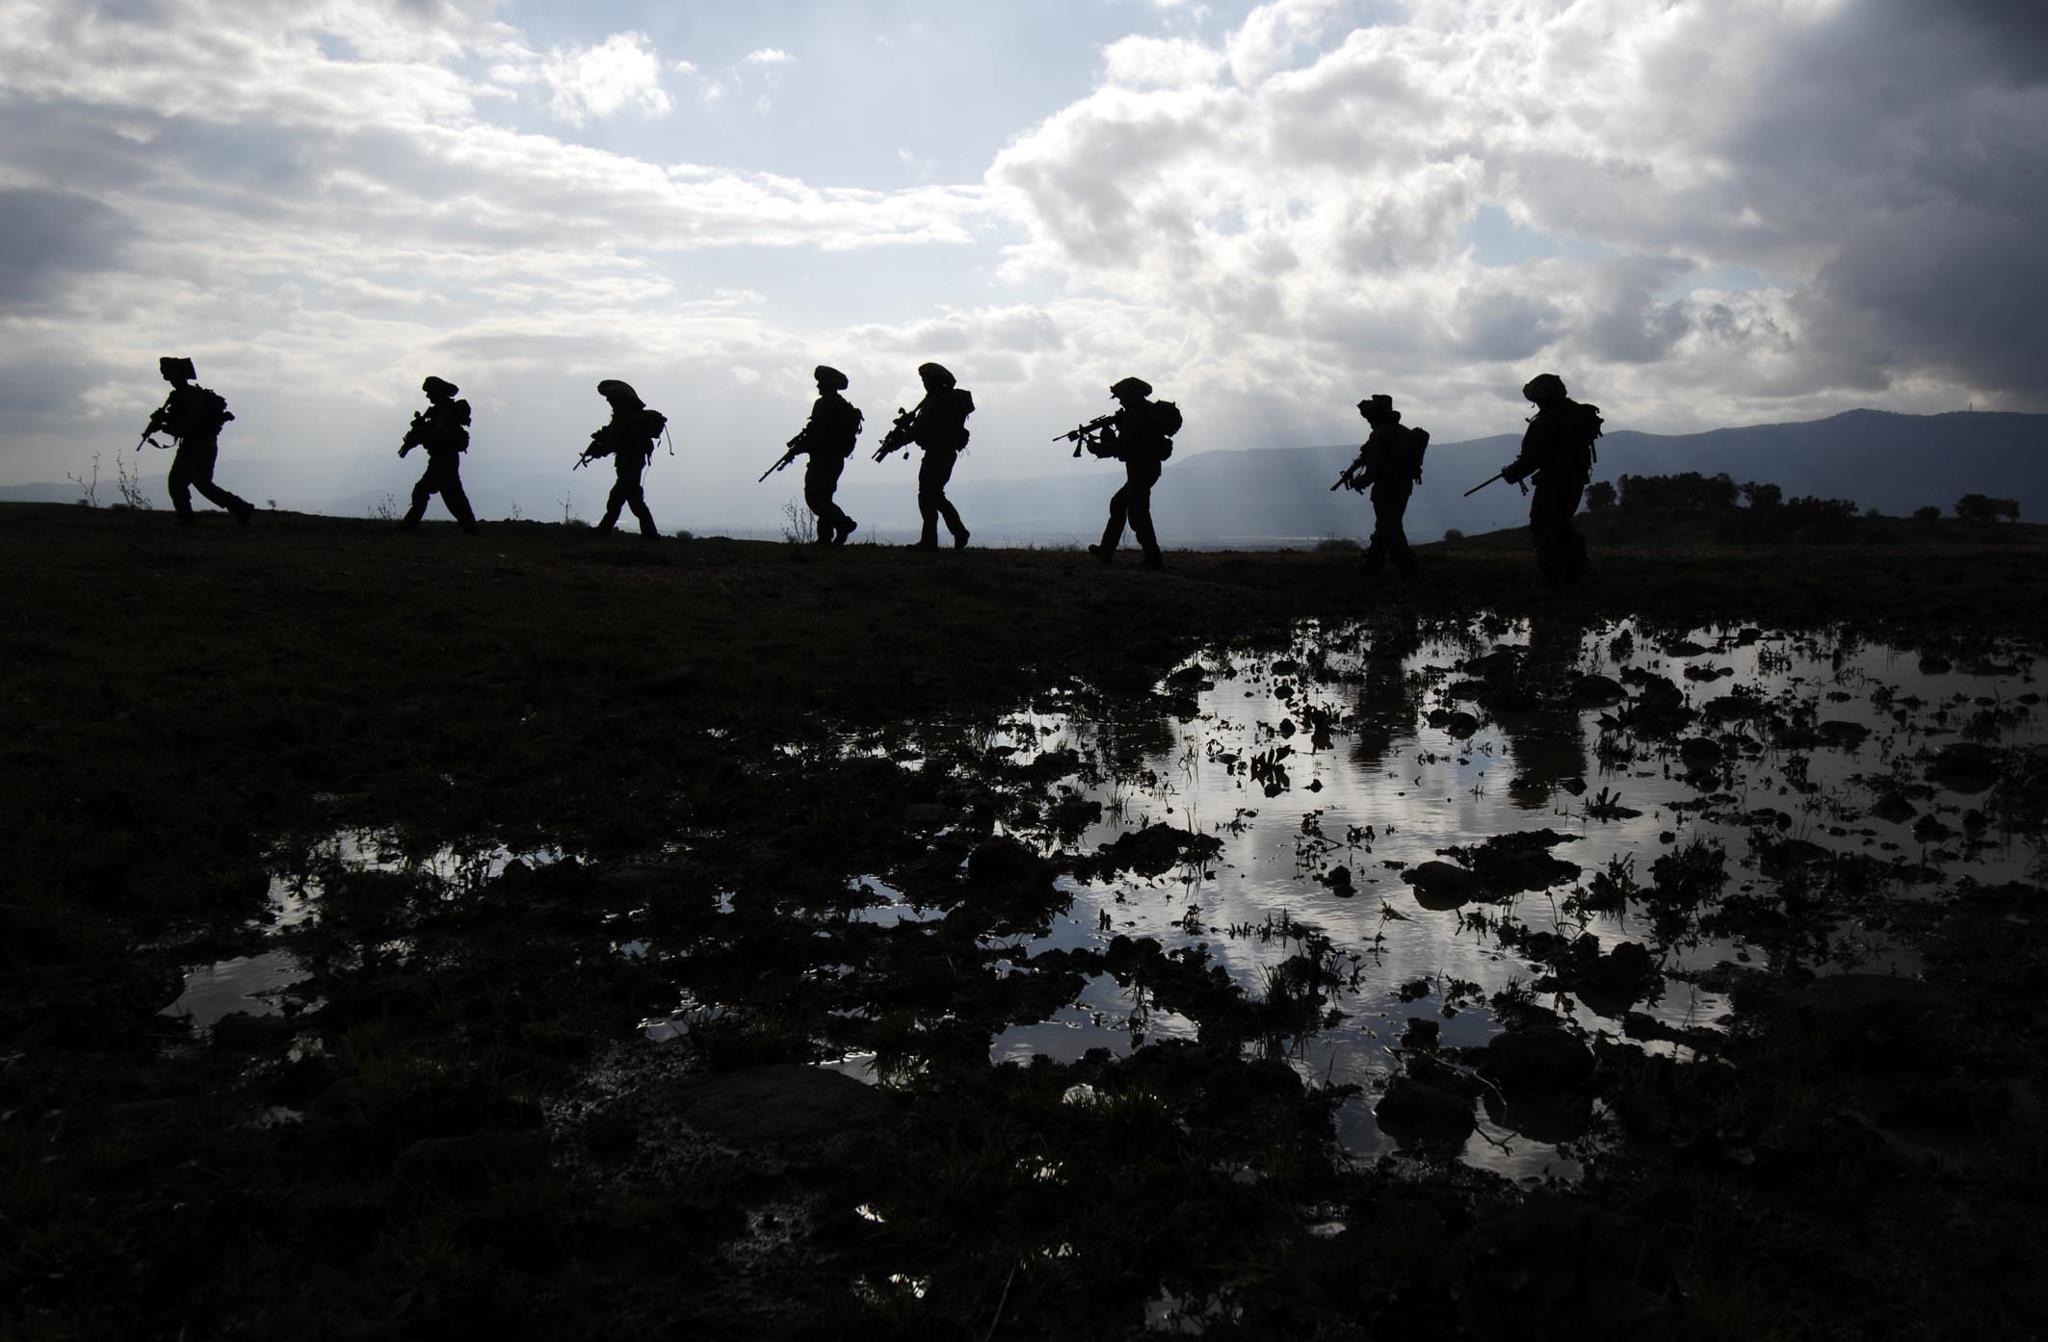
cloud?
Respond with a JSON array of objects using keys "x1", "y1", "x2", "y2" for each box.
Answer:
[
  {"x1": 0, "y1": 187, "x2": 135, "y2": 307},
  {"x1": 743, "y1": 48, "x2": 792, "y2": 65},
  {"x1": 1102, "y1": 36, "x2": 1226, "y2": 89},
  {"x1": 542, "y1": 31, "x2": 673, "y2": 126}
]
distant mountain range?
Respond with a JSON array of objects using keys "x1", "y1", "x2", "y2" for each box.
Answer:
[{"x1": 8, "y1": 409, "x2": 2042, "y2": 547}]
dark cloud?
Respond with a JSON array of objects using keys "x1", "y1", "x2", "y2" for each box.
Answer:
[
  {"x1": 0, "y1": 187, "x2": 135, "y2": 307},
  {"x1": 1454, "y1": 289, "x2": 1563, "y2": 362}
]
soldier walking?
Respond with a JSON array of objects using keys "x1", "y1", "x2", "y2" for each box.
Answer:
[
  {"x1": 398, "y1": 375, "x2": 478, "y2": 533},
  {"x1": 1335, "y1": 393, "x2": 1427, "y2": 577},
  {"x1": 140, "y1": 356, "x2": 254, "y2": 526},
  {"x1": 765, "y1": 365, "x2": 863, "y2": 544},
  {"x1": 580, "y1": 379, "x2": 667, "y2": 537},
  {"x1": 1498, "y1": 373, "x2": 1600, "y2": 585},
  {"x1": 875, "y1": 362, "x2": 972, "y2": 550},
  {"x1": 1085, "y1": 376, "x2": 1181, "y2": 569}
]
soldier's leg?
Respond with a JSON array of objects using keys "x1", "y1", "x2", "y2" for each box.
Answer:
[
  {"x1": 440, "y1": 464, "x2": 479, "y2": 533},
  {"x1": 1364, "y1": 496, "x2": 1393, "y2": 573},
  {"x1": 1387, "y1": 488, "x2": 1417, "y2": 575},
  {"x1": 1128, "y1": 478, "x2": 1161, "y2": 563},
  {"x1": 628, "y1": 487, "x2": 658, "y2": 537},
  {"x1": 804, "y1": 470, "x2": 839, "y2": 543},
  {"x1": 182, "y1": 442, "x2": 251, "y2": 520},
  {"x1": 914, "y1": 452, "x2": 951, "y2": 547},
  {"x1": 929, "y1": 451, "x2": 967, "y2": 544},
  {"x1": 1098, "y1": 484, "x2": 1130, "y2": 552},
  {"x1": 167, "y1": 447, "x2": 197, "y2": 521},
  {"x1": 402, "y1": 466, "x2": 434, "y2": 528},
  {"x1": 599, "y1": 461, "x2": 631, "y2": 531}
]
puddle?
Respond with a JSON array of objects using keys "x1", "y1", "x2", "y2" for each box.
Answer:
[
  {"x1": 803, "y1": 617, "x2": 2040, "y2": 1176},
  {"x1": 161, "y1": 950, "x2": 312, "y2": 1030}
]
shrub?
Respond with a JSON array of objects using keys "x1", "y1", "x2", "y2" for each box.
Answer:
[{"x1": 1585, "y1": 481, "x2": 1617, "y2": 511}]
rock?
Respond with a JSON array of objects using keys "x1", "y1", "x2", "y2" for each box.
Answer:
[
  {"x1": 1662, "y1": 639, "x2": 1708, "y2": 658},
  {"x1": 1483, "y1": 1026, "x2": 1595, "y2": 1093},
  {"x1": 1868, "y1": 792, "x2": 1918, "y2": 824},
  {"x1": 396, "y1": 1131, "x2": 548, "y2": 1186},
  {"x1": 1918, "y1": 654, "x2": 1953, "y2": 675},
  {"x1": 1081, "y1": 823, "x2": 1224, "y2": 879},
  {"x1": 1400, "y1": 1018, "x2": 1440, "y2": 1051},
  {"x1": 1406, "y1": 861, "x2": 1478, "y2": 908},
  {"x1": 1462, "y1": 649, "x2": 1522, "y2": 680},
  {"x1": 1818, "y1": 720, "x2": 1871, "y2": 748},
  {"x1": 1778, "y1": 974, "x2": 1968, "y2": 1071},
  {"x1": 1928, "y1": 742, "x2": 2002, "y2": 792},
  {"x1": 212, "y1": 1011, "x2": 294, "y2": 1052},
  {"x1": 1321, "y1": 865, "x2": 1355, "y2": 897},
  {"x1": 1677, "y1": 737, "x2": 1724, "y2": 769},
  {"x1": 1442, "y1": 711, "x2": 1480, "y2": 739},
  {"x1": 668, "y1": 1065, "x2": 895, "y2": 1147},
  {"x1": 1572, "y1": 674, "x2": 1627, "y2": 706},
  {"x1": 1374, "y1": 1076, "x2": 1476, "y2": 1145},
  {"x1": 966, "y1": 835, "x2": 1052, "y2": 888}
]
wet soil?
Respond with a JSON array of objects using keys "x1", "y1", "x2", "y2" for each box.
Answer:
[{"x1": 5, "y1": 503, "x2": 2048, "y2": 1340}]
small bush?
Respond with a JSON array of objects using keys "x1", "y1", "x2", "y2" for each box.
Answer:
[
  {"x1": 1313, "y1": 536, "x2": 1361, "y2": 552},
  {"x1": 1913, "y1": 506, "x2": 1941, "y2": 523},
  {"x1": 1442, "y1": 528, "x2": 1465, "y2": 542}
]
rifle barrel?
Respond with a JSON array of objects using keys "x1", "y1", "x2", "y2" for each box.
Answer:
[{"x1": 1463, "y1": 470, "x2": 1505, "y2": 498}]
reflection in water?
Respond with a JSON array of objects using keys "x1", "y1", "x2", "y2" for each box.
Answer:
[{"x1": 955, "y1": 617, "x2": 2040, "y2": 1178}]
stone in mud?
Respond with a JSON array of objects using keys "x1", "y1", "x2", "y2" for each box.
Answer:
[
  {"x1": 1919, "y1": 654, "x2": 1953, "y2": 675},
  {"x1": 1777, "y1": 974, "x2": 1968, "y2": 1072},
  {"x1": 1401, "y1": 1018, "x2": 1440, "y2": 1051},
  {"x1": 1868, "y1": 792, "x2": 1918, "y2": 825},
  {"x1": 669, "y1": 1065, "x2": 895, "y2": 1147},
  {"x1": 1928, "y1": 742, "x2": 2002, "y2": 790},
  {"x1": 1759, "y1": 837, "x2": 1831, "y2": 875},
  {"x1": 1569, "y1": 938, "x2": 1661, "y2": 1017},
  {"x1": 1676, "y1": 737, "x2": 1724, "y2": 769},
  {"x1": 396, "y1": 1130, "x2": 548, "y2": 1186},
  {"x1": 1462, "y1": 649, "x2": 1521, "y2": 680},
  {"x1": 1662, "y1": 639, "x2": 1708, "y2": 658},
  {"x1": 212, "y1": 1011, "x2": 294, "y2": 1052},
  {"x1": 1406, "y1": 861, "x2": 1478, "y2": 906},
  {"x1": 1374, "y1": 1076, "x2": 1476, "y2": 1145},
  {"x1": 966, "y1": 835, "x2": 1053, "y2": 889},
  {"x1": 1482, "y1": 1025, "x2": 1594, "y2": 1093},
  {"x1": 1321, "y1": 865, "x2": 1355, "y2": 896},
  {"x1": 1572, "y1": 673, "x2": 1627, "y2": 706},
  {"x1": 1482, "y1": 1087, "x2": 1594, "y2": 1145},
  {"x1": 1818, "y1": 719, "x2": 1871, "y2": 748},
  {"x1": 1082, "y1": 823, "x2": 1224, "y2": 878},
  {"x1": 1443, "y1": 711, "x2": 1479, "y2": 739}
]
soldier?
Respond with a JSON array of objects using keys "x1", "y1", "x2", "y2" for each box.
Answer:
[
  {"x1": 767, "y1": 365, "x2": 863, "y2": 544},
  {"x1": 1084, "y1": 376, "x2": 1181, "y2": 570},
  {"x1": 876, "y1": 362, "x2": 972, "y2": 550},
  {"x1": 398, "y1": 375, "x2": 478, "y2": 534},
  {"x1": 1334, "y1": 393, "x2": 1427, "y2": 577},
  {"x1": 140, "y1": 356, "x2": 254, "y2": 526},
  {"x1": 579, "y1": 379, "x2": 667, "y2": 537},
  {"x1": 1499, "y1": 373, "x2": 1600, "y2": 585}
]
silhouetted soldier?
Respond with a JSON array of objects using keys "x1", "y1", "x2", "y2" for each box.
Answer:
[
  {"x1": 580, "y1": 380, "x2": 667, "y2": 537},
  {"x1": 398, "y1": 376, "x2": 478, "y2": 534},
  {"x1": 765, "y1": 365, "x2": 863, "y2": 544},
  {"x1": 876, "y1": 362, "x2": 972, "y2": 550},
  {"x1": 140, "y1": 356, "x2": 253, "y2": 526},
  {"x1": 1499, "y1": 373, "x2": 1601, "y2": 585},
  {"x1": 1335, "y1": 394, "x2": 1428, "y2": 577},
  {"x1": 1084, "y1": 376, "x2": 1181, "y2": 569}
]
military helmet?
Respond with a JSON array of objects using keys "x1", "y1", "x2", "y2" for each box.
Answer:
[
  {"x1": 1110, "y1": 376, "x2": 1153, "y2": 399},
  {"x1": 597, "y1": 379, "x2": 644, "y2": 407},
  {"x1": 159, "y1": 355, "x2": 196, "y2": 381},
  {"x1": 814, "y1": 365, "x2": 849, "y2": 391},
  {"x1": 421, "y1": 375, "x2": 459, "y2": 398},
  {"x1": 1522, "y1": 373, "x2": 1568, "y2": 402},
  {"x1": 916, "y1": 362, "x2": 956, "y2": 388},
  {"x1": 1358, "y1": 393, "x2": 1394, "y2": 416}
]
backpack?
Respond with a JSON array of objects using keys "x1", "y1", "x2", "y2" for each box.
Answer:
[
  {"x1": 1405, "y1": 426, "x2": 1430, "y2": 484},
  {"x1": 1153, "y1": 399, "x2": 1183, "y2": 459},
  {"x1": 172, "y1": 386, "x2": 235, "y2": 439},
  {"x1": 638, "y1": 408, "x2": 668, "y2": 439},
  {"x1": 1570, "y1": 402, "x2": 1603, "y2": 469}
]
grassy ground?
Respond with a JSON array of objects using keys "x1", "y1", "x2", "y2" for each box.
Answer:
[{"x1": 3, "y1": 501, "x2": 2046, "y2": 1340}]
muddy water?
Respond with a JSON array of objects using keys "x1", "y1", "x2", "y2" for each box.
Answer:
[{"x1": 962, "y1": 618, "x2": 2040, "y2": 1177}]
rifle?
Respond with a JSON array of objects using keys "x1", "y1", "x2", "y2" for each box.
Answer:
[
  {"x1": 1054, "y1": 413, "x2": 1117, "y2": 459},
  {"x1": 399, "y1": 410, "x2": 428, "y2": 458},
  {"x1": 872, "y1": 404, "x2": 920, "y2": 462},
  {"x1": 137, "y1": 394, "x2": 174, "y2": 451},
  {"x1": 758, "y1": 431, "x2": 805, "y2": 483},
  {"x1": 1463, "y1": 470, "x2": 1505, "y2": 497},
  {"x1": 1331, "y1": 462, "x2": 1368, "y2": 493}
]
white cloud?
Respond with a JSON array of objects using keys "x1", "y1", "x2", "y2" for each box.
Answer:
[
  {"x1": 542, "y1": 31, "x2": 673, "y2": 126},
  {"x1": 743, "y1": 48, "x2": 793, "y2": 65},
  {"x1": 1102, "y1": 35, "x2": 1227, "y2": 89}
]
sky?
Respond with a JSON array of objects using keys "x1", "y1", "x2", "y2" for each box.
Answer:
[{"x1": 1, "y1": 0, "x2": 2043, "y2": 526}]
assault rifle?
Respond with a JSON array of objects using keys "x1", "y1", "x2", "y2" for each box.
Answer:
[
  {"x1": 1054, "y1": 414, "x2": 1117, "y2": 459},
  {"x1": 136, "y1": 394, "x2": 174, "y2": 451},
  {"x1": 1463, "y1": 470, "x2": 1506, "y2": 497},
  {"x1": 759, "y1": 430, "x2": 805, "y2": 483},
  {"x1": 573, "y1": 429, "x2": 607, "y2": 471},
  {"x1": 1331, "y1": 460, "x2": 1368, "y2": 493},
  {"x1": 399, "y1": 411, "x2": 429, "y2": 458},
  {"x1": 872, "y1": 404, "x2": 919, "y2": 462}
]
